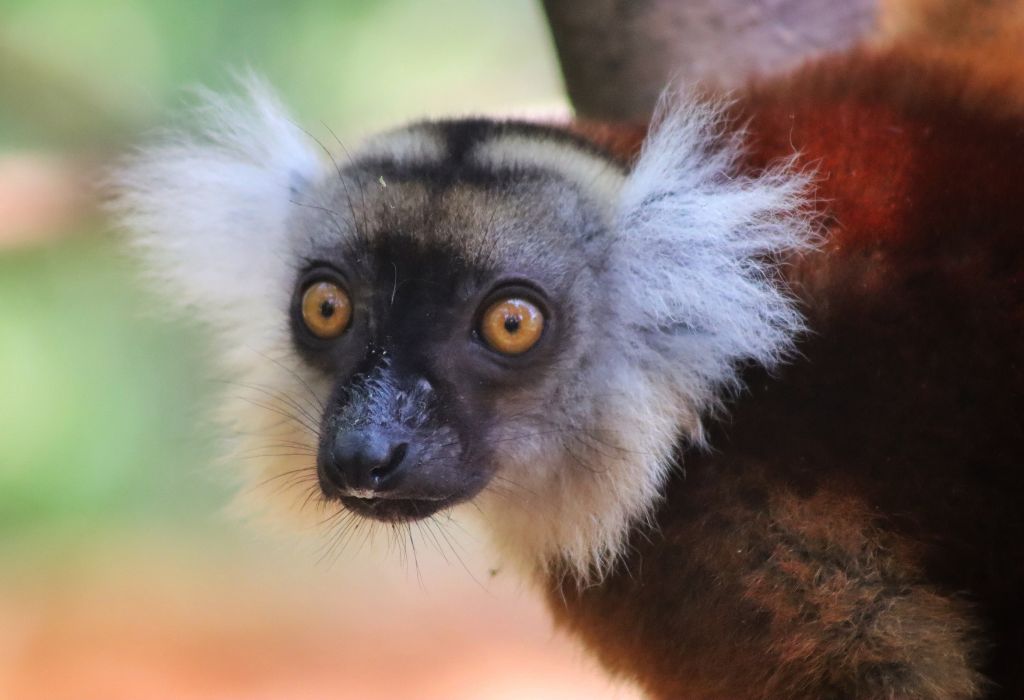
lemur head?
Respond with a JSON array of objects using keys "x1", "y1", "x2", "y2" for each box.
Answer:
[{"x1": 112, "y1": 79, "x2": 812, "y2": 582}]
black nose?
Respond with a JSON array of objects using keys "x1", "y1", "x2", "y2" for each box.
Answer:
[{"x1": 329, "y1": 430, "x2": 410, "y2": 492}]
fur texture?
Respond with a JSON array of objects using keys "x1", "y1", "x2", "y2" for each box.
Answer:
[
  {"x1": 110, "y1": 78, "x2": 333, "y2": 525},
  {"x1": 112, "y1": 77, "x2": 320, "y2": 341},
  {"x1": 548, "y1": 47, "x2": 1024, "y2": 699},
  {"x1": 111, "y1": 82, "x2": 813, "y2": 583},
  {"x1": 503, "y1": 95, "x2": 815, "y2": 581}
]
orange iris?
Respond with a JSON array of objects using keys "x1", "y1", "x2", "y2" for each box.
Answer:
[
  {"x1": 480, "y1": 297, "x2": 544, "y2": 355},
  {"x1": 301, "y1": 281, "x2": 352, "y2": 339}
]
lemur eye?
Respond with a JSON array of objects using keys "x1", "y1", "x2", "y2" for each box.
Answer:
[
  {"x1": 301, "y1": 280, "x2": 352, "y2": 339},
  {"x1": 480, "y1": 297, "x2": 545, "y2": 355}
]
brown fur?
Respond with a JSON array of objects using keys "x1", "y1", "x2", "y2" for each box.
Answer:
[{"x1": 548, "y1": 48, "x2": 1024, "y2": 699}]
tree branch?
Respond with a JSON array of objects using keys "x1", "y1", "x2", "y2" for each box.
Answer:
[{"x1": 542, "y1": 0, "x2": 879, "y2": 121}]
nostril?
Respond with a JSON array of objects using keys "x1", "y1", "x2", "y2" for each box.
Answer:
[
  {"x1": 369, "y1": 442, "x2": 409, "y2": 489},
  {"x1": 330, "y1": 432, "x2": 412, "y2": 493}
]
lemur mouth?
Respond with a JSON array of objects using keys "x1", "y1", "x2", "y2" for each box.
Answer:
[{"x1": 338, "y1": 493, "x2": 459, "y2": 522}]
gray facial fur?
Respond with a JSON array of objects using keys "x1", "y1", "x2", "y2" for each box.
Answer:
[{"x1": 110, "y1": 79, "x2": 813, "y2": 583}]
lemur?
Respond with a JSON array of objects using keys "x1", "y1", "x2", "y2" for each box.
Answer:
[{"x1": 112, "y1": 34, "x2": 1024, "y2": 700}]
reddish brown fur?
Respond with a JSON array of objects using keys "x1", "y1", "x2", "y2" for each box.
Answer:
[
  {"x1": 549, "y1": 49, "x2": 1024, "y2": 699},
  {"x1": 568, "y1": 118, "x2": 647, "y2": 162}
]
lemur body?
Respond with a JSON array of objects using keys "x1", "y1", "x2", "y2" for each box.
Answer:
[
  {"x1": 556, "y1": 49, "x2": 1024, "y2": 698},
  {"x1": 114, "y1": 46, "x2": 1023, "y2": 699}
]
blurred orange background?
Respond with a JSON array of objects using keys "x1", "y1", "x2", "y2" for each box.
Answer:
[{"x1": 0, "y1": 1, "x2": 639, "y2": 697}]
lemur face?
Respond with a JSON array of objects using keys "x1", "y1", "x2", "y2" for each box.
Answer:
[
  {"x1": 286, "y1": 126, "x2": 617, "y2": 521},
  {"x1": 112, "y1": 82, "x2": 811, "y2": 581}
]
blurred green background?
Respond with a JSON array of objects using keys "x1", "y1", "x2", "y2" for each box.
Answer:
[{"x1": 0, "y1": 0, "x2": 562, "y2": 546}]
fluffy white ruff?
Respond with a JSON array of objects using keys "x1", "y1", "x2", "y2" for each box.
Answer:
[
  {"x1": 110, "y1": 77, "x2": 320, "y2": 359},
  {"x1": 109, "y1": 78, "x2": 332, "y2": 526},
  {"x1": 481, "y1": 94, "x2": 815, "y2": 585}
]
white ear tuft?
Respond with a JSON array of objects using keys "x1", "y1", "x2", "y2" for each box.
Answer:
[
  {"x1": 614, "y1": 91, "x2": 817, "y2": 425},
  {"x1": 108, "y1": 75, "x2": 323, "y2": 346}
]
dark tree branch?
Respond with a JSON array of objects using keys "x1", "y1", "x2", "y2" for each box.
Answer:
[{"x1": 542, "y1": 0, "x2": 879, "y2": 121}]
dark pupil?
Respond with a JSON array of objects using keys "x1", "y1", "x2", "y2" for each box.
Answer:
[
  {"x1": 504, "y1": 314, "x2": 520, "y2": 333},
  {"x1": 320, "y1": 299, "x2": 335, "y2": 318}
]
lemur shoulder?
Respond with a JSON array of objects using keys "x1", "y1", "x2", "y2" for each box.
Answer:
[{"x1": 113, "y1": 42, "x2": 1024, "y2": 700}]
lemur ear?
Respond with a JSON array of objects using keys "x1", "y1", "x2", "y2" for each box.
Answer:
[
  {"x1": 611, "y1": 92, "x2": 816, "y2": 419},
  {"x1": 109, "y1": 76, "x2": 322, "y2": 341}
]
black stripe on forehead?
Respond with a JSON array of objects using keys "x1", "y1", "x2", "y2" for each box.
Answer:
[
  {"x1": 436, "y1": 119, "x2": 619, "y2": 165},
  {"x1": 361, "y1": 234, "x2": 481, "y2": 374},
  {"x1": 348, "y1": 118, "x2": 623, "y2": 190},
  {"x1": 351, "y1": 158, "x2": 549, "y2": 191},
  {"x1": 368, "y1": 231, "x2": 483, "y2": 286}
]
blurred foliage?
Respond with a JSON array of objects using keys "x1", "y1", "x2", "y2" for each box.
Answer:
[
  {"x1": 0, "y1": 234, "x2": 221, "y2": 539},
  {"x1": 0, "y1": 0, "x2": 562, "y2": 150},
  {"x1": 0, "y1": 0, "x2": 562, "y2": 542}
]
